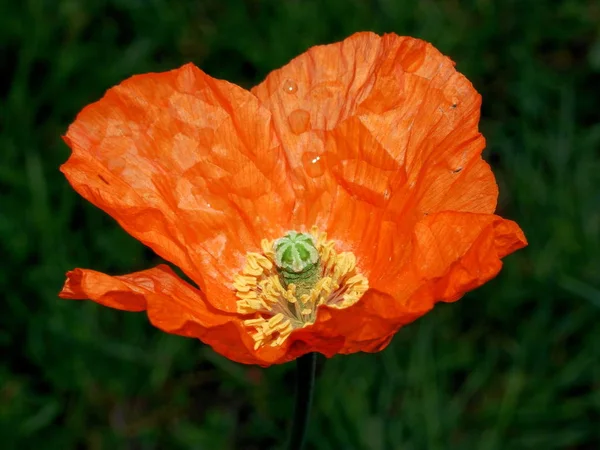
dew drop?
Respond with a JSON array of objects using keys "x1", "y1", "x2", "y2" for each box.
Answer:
[
  {"x1": 287, "y1": 109, "x2": 311, "y2": 135},
  {"x1": 283, "y1": 79, "x2": 298, "y2": 94},
  {"x1": 383, "y1": 189, "x2": 390, "y2": 200},
  {"x1": 301, "y1": 152, "x2": 325, "y2": 178}
]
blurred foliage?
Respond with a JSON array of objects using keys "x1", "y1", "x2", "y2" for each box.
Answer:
[{"x1": 1, "y1": 0, "x2": 599, "y2": 449}]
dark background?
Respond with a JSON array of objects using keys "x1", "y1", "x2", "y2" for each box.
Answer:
[{"x1": 1, "y1": 0, "x2": 599, "y2": 449}]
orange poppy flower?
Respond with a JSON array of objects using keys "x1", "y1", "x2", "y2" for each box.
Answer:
[{"x1": 59, "y1": 32, "x2": 526, "y2": 366}]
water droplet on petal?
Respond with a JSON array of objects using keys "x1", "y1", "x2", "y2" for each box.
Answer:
[
  {"x1": 287, "y1": 109, "x2": 311, "y2": 135},
  {"x1": 283, "y1": 79, "x2": 298, "y2": 94},
  {"x1": 301, "y1": 152, "x2": 325, "y2": 178}
]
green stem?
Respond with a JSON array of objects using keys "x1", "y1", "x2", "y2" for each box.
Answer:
[{"x1": 287, "y1": 352, "x2": 317, "y2": 450}]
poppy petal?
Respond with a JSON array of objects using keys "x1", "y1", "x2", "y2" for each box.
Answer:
[
  {"x1": 59, "y1": 264, "x2": 274, "y2": 365},
  {"x1": 250, "y1": 212, "x2": 525, "y2": 360},
  {"x1": 252, "y1": 32, "x2": 498, "y2": 274},
  {"x1": 62, "y1": 64, "x2": 295, "y2": 312},
  {"x1": 252, "y1": 31, "x2": 495, "y2": 210},
  {"x1": 305, "y1": 212, "x2": 526, "y2": 354}
]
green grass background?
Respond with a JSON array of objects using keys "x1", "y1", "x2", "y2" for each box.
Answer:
[{"x1": 1, "y1": 0, "x2": 599, "y2": 448}]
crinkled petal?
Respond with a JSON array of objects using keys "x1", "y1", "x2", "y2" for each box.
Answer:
[
  {"x1": 59, "y1": 264, "x2": 291, "y2": 365},
  {"x1": 62, "y1": 64, "x2": 295, "y2": 312},
  {"x1": 252, "y1": 31, "x2": 498, "y2": 278},
  {"x1": 293, "y1": 212, "x2": 526, "y2": 355}
]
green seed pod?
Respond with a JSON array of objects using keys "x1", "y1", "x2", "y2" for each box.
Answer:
[{"x1": 274, "y1": 231, "x2": 320, "y2": 292}]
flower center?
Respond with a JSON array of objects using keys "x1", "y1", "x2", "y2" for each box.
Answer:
[{"x1": 234, "y1": 227, "x2": 369, "y2": 350}]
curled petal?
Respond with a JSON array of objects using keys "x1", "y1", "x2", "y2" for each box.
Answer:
[{"x1": 59, "y1": 265, "x2": 288, "y2": 365}]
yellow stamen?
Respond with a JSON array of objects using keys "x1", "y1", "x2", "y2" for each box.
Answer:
[{"x1": 234, "y1": 228, "x2": 369, "y2": 349}]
